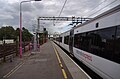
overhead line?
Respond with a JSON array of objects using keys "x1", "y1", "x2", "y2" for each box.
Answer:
[
  {"x1": 54, "y1": 0, "x2": 68, "y2": 26},
  {"x1": 58, "y1": 0, "x2": 68, "y2": 17},
  {"x1": 87, "y1": 0, "x2": 118, "y2": 17},
  {"x1": 88, "y1": 0, "x2": 107, "y2": 12}
]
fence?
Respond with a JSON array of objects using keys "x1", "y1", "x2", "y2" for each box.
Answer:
[
  {"x1": 0, "y1": 42, "x2": 31, "y2": 62},
  {"x1": 0, "y1": 43, "x2": 18, "y2": 62}
]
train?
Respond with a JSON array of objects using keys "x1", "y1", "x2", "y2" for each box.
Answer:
[{"x1": 54, "y1": 5, "x2": 120, "y2": 79}]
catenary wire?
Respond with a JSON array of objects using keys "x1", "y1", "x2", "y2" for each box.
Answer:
[
  {"x1": 54, "y1": 0, "x2": 68, "y2": 26},
  {"x1": 87, "y1": 0, "x2": 118, "y2": 17},
  {"x1": 58, "y1": 0, "x2": 68, "y2": 17},
  {"x1": 88, "y1": 0, "x2": 107, "y2": 13}
]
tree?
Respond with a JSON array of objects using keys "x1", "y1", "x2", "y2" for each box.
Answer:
[
  {"x1": 0, "y1": 26, "x2": 33, "y2": 42},
  {"x1": 0, "y1": 26, "x2": 16, "y2": 40},
  {"x1": 22, "y1": 27, "x2": 33, "y2": 42}
]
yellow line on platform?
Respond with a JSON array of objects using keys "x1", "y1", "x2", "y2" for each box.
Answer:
[
  {"x1": 62, "y1": 69, "x2": 68, "y2": 79},
  {"x1": 60, "y1": 63, "x2": 63, "y2": 68},
  {"x1": 52, "y1": 44, "x2": 68, "y2": 79}
]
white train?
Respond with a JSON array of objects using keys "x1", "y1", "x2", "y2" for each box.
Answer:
[{"x1": 54, "y1": 5, "x2": 120, "y2": 79}]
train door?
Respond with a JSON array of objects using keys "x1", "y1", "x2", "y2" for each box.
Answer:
[{"x1": 69, "y1": 30, "x2": 74, "y2": 54}]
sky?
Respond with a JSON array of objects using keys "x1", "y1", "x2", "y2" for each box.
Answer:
[{"x1": 0, "y1": 0, "x2": 120, "y2": 34}]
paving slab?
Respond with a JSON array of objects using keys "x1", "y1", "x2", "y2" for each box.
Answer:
[{"x1": 2, "y1": 41, "x2": 72, "y2": 79}]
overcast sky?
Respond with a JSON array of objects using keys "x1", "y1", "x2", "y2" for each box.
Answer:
[{"x1": 0, "y1": 0, "x2": 120, "y2": 34}]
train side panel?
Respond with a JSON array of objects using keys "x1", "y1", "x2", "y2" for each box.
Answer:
[
  {"x1": 73, "y1": 6, "x2": 120, "y2": 79},
  {"x1": 73, "y1": 47, "x2": 120, "y2": 79}
]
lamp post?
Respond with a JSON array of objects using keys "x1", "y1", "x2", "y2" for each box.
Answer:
[{"x1": 19, "y1": 0, "x2": 41, "y2": 58}]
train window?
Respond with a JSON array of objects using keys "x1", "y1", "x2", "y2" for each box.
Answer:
[
  {"x1": 114, "y1": 26, "x2": 120, "y2": 63},
  {"x1": 74, "y1": 33, "x2": 90, "y2": 51},
  {"x1": 87, "y1": 31, "x2": 102, "y2": 55},
  {"x1": 56, "y1": 37, "x2": 59, "y2": 42},
  {"x1": 81, "y1": 33, "x2": 91, "y2": 51},
  {"x1": 64, "y1": 36, "x2": 66, "y2": 44},
  {"x1": 64, "y1": 36, "x2": 69, "y2": 45},
  {"x1": 96, "y1": 27, "x2": 116, "y2": 60},
  {"x1": 88, "y1": 27, "x2": 118, "y2": 63},
  {"x1": 74, "y1": 34, "x2": 80, "y2": 48},
  {"x1": 59, "y1": 37, "x2": 62, "y2": 42},
  {"x1": 74, "y1": 33, "x2": 83, "y2": 49},
  {"x1": 74, "y1": 26, "x2": 120, "y2": 63},
  {"x1": 96, "y1": 22, "x2": 99, "y2": 28}
]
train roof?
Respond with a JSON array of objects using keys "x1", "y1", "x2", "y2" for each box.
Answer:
[
  {"x1": 60, "y1": 5, "x2": 120, "y2": 35},
  {"x1": 74, "y1": 4, "x2": 120, "y2": 29}
]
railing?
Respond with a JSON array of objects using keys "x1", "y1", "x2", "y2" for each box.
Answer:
[
  {"x1": 0, "y1": 43, "x2": 17, "y2": 62},
  {"x1": 0, "y1": 42, "x2": 31, "y2": 62},
  {"x1": 0, "y1": 41, "x2": 38, "y2": 62}
]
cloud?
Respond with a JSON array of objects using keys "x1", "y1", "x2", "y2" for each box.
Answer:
[
  {"x1": 0, "y1": 14, "x2": 14, "y2": 20},
  {"x1": 0, "y1": 0, "x2": 120, "y2": 34}
]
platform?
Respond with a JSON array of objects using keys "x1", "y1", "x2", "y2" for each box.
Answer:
[{"x1": 1, "y1": 41, "x2": 91, "y2": 79}]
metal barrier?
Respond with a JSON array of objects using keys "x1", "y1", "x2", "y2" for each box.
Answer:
[{"x1": 0, "y1": 43, "x2": 17, "y2": 62}]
